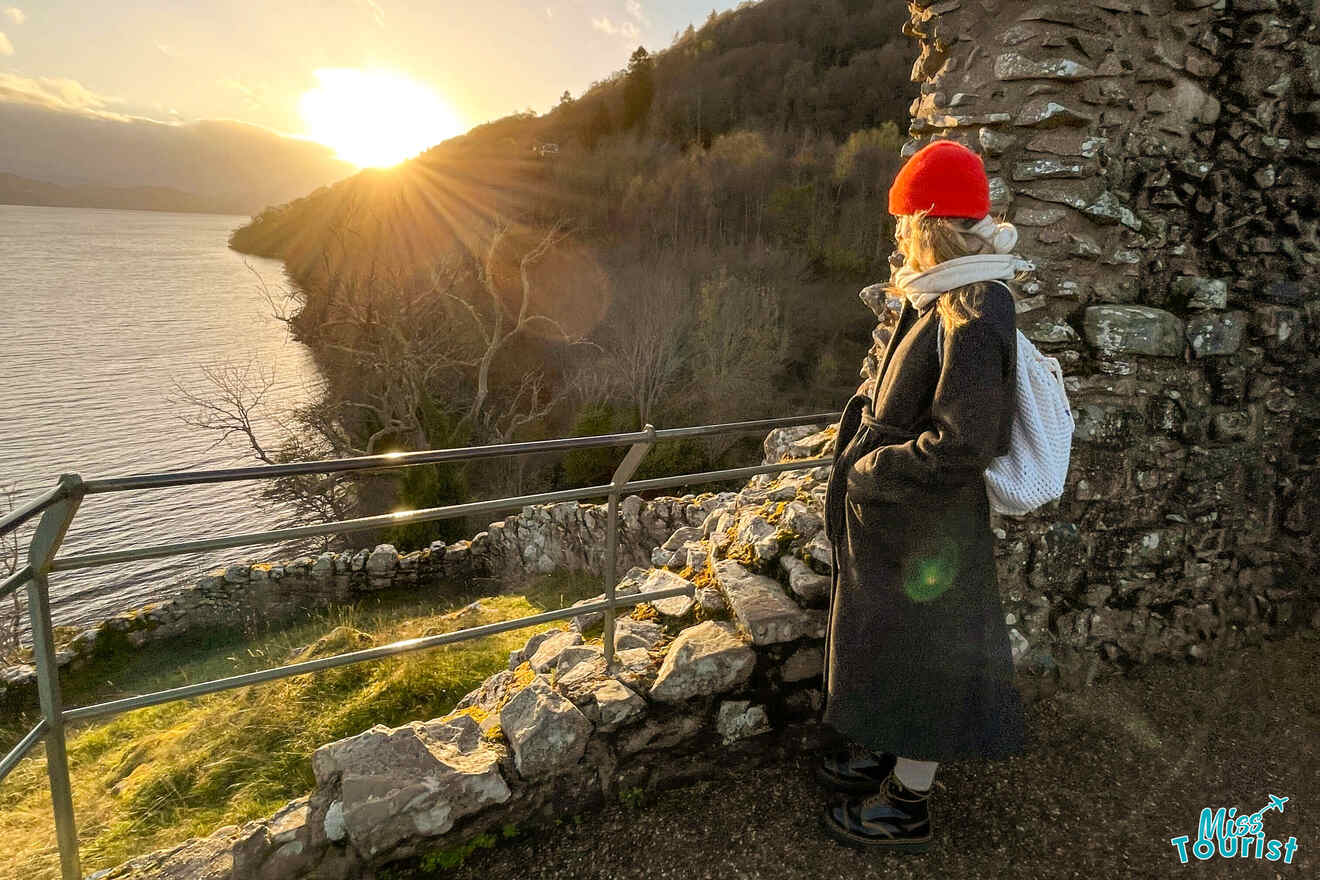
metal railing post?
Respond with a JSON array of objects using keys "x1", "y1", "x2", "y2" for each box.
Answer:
[
  {"x1": 25, "y1": 473, "x2": 84, "y2": 880},
  {"x1": 603, "y1": 425, "x2": 656, "y2": 672}
]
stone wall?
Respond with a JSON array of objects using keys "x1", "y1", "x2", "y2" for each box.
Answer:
[
  {"x1": 0, "y1": 491, "x2": 735, "y2": 717},
  {"x1": 881, "y1": 0, "x2": 1320, "y2": 682},
  {"x1": 93, "y1": 447, "x2": 842, "y2": 880}
]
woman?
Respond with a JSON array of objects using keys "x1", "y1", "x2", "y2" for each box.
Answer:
[{"x1": 817, "y1": 139, "x2": 1030, "y2": 851}]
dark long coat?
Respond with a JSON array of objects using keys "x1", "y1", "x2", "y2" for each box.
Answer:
[{"x1": 820, "y1": 280, "x2": 1026, "y2": 762}]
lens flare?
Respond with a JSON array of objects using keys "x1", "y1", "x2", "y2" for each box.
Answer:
[{"x1": 903, "y1": 539, "x2": 961, "y2": 602}]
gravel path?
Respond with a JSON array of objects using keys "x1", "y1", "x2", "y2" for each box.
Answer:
[{"x1": 444, "y1": 632, "x2": 1318, "y2": 880}]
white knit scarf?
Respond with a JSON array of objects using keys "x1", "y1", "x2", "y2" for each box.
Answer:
[{"x1": 890, "y1": 216, "x2": 1036, "y2": 311}]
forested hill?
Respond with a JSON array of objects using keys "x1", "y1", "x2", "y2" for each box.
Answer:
[
  {"x1": 438, "y1": 0, "x2": 913, "y2": 157},
  {"x1": 227, "y1": 0, "x2": 915, "y2": 283}
]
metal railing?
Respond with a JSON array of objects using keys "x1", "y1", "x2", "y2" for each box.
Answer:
[{"x1": 0, "y1": 410, "x2": 839, "y2": 879}]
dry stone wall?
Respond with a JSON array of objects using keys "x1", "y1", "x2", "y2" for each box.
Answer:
[
  {"x1": 0, "y1": 492, "x2": 725, "y2": 716},
  {"x1": 93, "y1": 451, "x2": 844, "y2": 880}
]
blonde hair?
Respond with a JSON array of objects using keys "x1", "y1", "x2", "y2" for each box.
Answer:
[{"x1": 886, "y1": 209, "x2": 1022, "y2": 331}]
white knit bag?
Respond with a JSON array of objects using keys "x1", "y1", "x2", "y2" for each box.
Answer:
[{"x1": 937, "y1": 321, "x2": 1076, "y2": 516}]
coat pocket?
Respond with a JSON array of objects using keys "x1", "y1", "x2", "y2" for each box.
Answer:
[{"x1": 847, "y1": 444, "x2": 924, "y2": 508}]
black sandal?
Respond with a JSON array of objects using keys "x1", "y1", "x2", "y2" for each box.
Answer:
[{"x1": 819, "y1": 771, "x2": 933, "y2": 852}]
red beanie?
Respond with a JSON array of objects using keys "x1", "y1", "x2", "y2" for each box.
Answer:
[{"x1": 888, "y1": 140, "x2": 990, "y2": 218}]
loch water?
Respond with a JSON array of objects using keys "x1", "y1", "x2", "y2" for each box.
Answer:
[{"x1": 0, "y1": 205, "x2": 325, "y2": 629}]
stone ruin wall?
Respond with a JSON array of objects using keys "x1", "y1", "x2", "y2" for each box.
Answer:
[{"x1": 877, "y1": 0, "x2": 1320, "y2": 682}]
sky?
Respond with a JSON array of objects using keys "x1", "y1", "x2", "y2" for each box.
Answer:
[{"x1": 0, "y1": 1, "x2": 742, "y2": 149}]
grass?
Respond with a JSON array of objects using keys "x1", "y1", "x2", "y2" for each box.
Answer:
[
  {"x1": 376, "y1": 822, "x2": 522, "y2": 879},
  {"x1": 0, "y1": 571, "x2": 602, "y2": 880}
]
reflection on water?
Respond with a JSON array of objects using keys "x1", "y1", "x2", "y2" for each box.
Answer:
[{"x1": 0, "y1": 205, "x2": 326, "y2": 628}]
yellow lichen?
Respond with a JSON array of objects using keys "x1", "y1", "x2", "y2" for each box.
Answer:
[
  {"x1": 444, "y1": 704, "x2": 488, "y2": 726},
  {"x1": 475, "y1": 659, "x2": 541, "y2": 722},
  {"x1": 727, "y1": 541, "x2": 760, "y2": 568},
  {"x1": 689, "y1": 567, "x2": 717, "y2": 591},
  {"x1": 761, "y1": 499, "x2": 790, "y2": 525},
  {"x1": 510, "y1": 660, "x2": 536, "y2": 689},
  {"x1": 630, "y1": 603, "x2": 660, "y2": 621}
]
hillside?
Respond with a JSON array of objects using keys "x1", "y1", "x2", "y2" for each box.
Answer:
[
  {"x1": 214, "y1": 0, "x2": 920, "y2": 554},
  {"x1": 228, "y1": 0, "x2": 916, "y2": 277}
]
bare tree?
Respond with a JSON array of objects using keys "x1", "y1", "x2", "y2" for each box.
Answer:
[
  {"x1": 691, "y1": 267, "x2": 789, "y2": 429},
  {"x1": 247, "y1": 259, "x2": 304, "y2": 334},
  {"x1": 302, "y1": 217, "x2": 599, "y2": 453},
  {"x1": 451, "y1": 216, "x2": 599, "y2": 442},
  {"x1": 175, "y1": 214, "x2": 602, "y2": 535},
  {"x1": 319, "y1": 265, "x2": 461, "y2": 453},
  {"x1": 173, "y1": 359, "x2": 282, "y2": 462},
  {"x1": 1, "y1": 483, "x2": 27, "y2": 663},
  {"x1": 601, "y1": 264, "x2": 692, "y2": 427},
  {"x1": 169, "y1": 363, "x2": 358, "y2": 551}
]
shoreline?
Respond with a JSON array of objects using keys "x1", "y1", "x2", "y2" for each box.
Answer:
[{"x1": 0, "y1": 200, "x2": 255, "y2": 220}]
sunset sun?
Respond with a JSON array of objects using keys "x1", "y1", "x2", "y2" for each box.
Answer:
[{"x1": 299, "y1": 68, "x2": 463, "y2": 168}]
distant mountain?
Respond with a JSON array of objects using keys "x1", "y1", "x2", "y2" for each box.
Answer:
[
  {"x1": 0, "y1": 100, "x2": 357, "y2": 215},
  {"x1": 0, "y1": 172, "x2": 245, "y2": 215}
]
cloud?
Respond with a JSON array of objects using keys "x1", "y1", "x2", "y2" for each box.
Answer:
[
  {"x1": 625, "y1": 0, "x2": 644, "y2": 21},
  {"x1": 0, "y1": 71, "x2": 133, "y2": 120},
  {"x1": 591, "y1": 16, "x2": 640, "y2": 41},
  {"x1": 0, "y1": 32, "x2": 11, "y2": 55},
  {"x1": 218, "y1": 76, "x2": 266, "y2": 109},
  {"x1": 3, "y1": 8, "x2": 22, "y2": 26}
]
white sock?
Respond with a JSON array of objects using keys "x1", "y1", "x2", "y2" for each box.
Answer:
[{"x1": 893, "y1": 757, "x2": 938, "y2": 792}]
